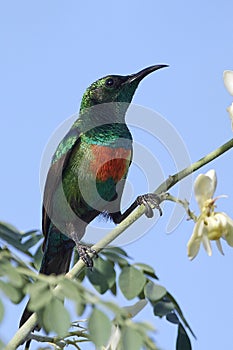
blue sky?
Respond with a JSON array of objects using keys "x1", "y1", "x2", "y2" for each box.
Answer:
[{"x1": 1, "y1": 1, "x2": 233, "y2": 349}]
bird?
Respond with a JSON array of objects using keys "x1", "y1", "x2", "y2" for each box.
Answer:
[{"x1": 19, "y1": 64, "x2": 168, "y2": 341}]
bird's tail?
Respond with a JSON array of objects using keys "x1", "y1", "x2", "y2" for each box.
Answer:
[{"x1": 19, "y1": 228, "x2": 75, "y2": 348}]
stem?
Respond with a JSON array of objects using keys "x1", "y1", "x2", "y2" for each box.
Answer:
[
  {"x1": 156, "y1": 137, "x2": 233, "y2": 193},
  {"x1": 6, "y1": 137, "x2": 233, "y2": 349}
]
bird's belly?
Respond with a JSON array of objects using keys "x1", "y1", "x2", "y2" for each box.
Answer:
[{"x1": 89, "y1": 144, "x2": 131, "y2": 182}]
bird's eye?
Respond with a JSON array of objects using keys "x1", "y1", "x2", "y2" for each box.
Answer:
[{"x1": 105, "y1": 78, "x2": 114, "y2": 87}]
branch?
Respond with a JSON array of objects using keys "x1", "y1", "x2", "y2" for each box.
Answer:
[{"x1": 6, "y1": 137, "x2": 233, "y2": 349}]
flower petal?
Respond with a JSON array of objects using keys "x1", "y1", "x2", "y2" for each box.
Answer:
[
  {"x1": 194, "y1": 170, "x2": 217, "y2": 209},
  {"x1": 223, "y1": 70, "x2": 233, "y2": 96},
  {"x1": 187, "y1": 222, "x2": 202, "y2": 260},
  {"x1": 216, "y1": 239, "x2": 224, "y2": 255},
  {"x1": 227, "y1": 103, "x2": 233, "y2": 130},
  {"x1": 221, "y1": 213, "x2": 233, "y2": 246},
  {"x1": 202, "y1": 234, "x2": 212, "y2": 256}
]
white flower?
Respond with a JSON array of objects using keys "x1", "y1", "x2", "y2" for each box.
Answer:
[
  {"x1": 223, "y1": 70, "x2": 233, "y2": 128},
  {"x1": 227, "y1": 103, "x2": 233, "y2": 129},
  {"x1": 223, "y1": 70, "x2": 233, "y2": 96},
  {"x1": 187, "y1": 169, "x2": 233, "y2": 260}
]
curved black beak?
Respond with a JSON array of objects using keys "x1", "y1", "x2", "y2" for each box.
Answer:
[{"x1": 125, "y1": 64, "x2": 169, "y2": 84}]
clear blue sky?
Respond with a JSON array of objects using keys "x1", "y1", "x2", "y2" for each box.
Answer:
[{"x1": 1, "y1": 1, "x2": 233, "y2": 349}]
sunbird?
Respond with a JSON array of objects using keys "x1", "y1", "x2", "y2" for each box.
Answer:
[{"x1": 20, "y1": 64, "x2": 168, "y2": 340}]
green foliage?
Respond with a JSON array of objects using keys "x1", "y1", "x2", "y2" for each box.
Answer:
[
  {"x1": 119, "y1": 266, "x2": 146, "y2": 299},
  {"x1": 121, "y1": 325, "x2": 143, "y2": 350},
  {"x1": 87, "y1": 256, "x2": 116, "y2": 293},
  {"x1": 0, "y1": 221, "x2": 42, "y2": 258},
  {"x1": 42, "y1": 298, "x2": 71, "y2": 335},
  {"x1": 144, "y1": 281, "x2": 167, "y2": 302},
  {"x1": 0, "y1": 299, "x2": 4, "y2": 323},
  {"x1": 88, "y1": 308, "x2": 111, "y2": 346},
  {"x1": 0, "y1": 222, "x2": 194, "y2": 349},
  {"x1": 176, "y1": 324, "x2": 192, "y2": 350}
]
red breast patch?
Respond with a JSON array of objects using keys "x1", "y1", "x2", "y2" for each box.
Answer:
[{"x1": 89, "y1": 145, "x2": 131, "y2": 182}]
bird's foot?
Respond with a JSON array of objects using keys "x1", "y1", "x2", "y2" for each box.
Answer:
[
  {"x1": 137, "y1": 192, "x2": 168, "y2": 218},
  {"x1": 77, "y1": 244, "x2": 97, "y2": 269}
]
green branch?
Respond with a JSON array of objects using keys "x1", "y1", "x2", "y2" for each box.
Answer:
[{"x1": 5, "y1": 137, "x2": 233, "y2": 350}]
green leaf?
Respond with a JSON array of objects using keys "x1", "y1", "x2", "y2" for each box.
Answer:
[
  {"x1": 103, "y1": 247, "x2": 130, "y2": 257},
  {"x1": 167, "y1": 292, "x2": 196, "y2": 339},
  {"x1": 1, "y1": 262, "x2": 24, "y2": 287},
  {"x1": 22, "y1": 234, "x2": 42, "y2": 251},
  {"x1": 0, "y1": 299, "x2": 4, "y2": 323},
  {"x1": 121, "y1": 326, "x2": 143, "y2": 350},
  {"x1": 26, "y1": 281, "x2": 53, "y2": 311},
  {"x1": 88, "y1": 308, "x2": 111, "y2": 346},
  {"x1": 42, "y1": 298, "x2": 70, "y2": 335},
  {"x1": 101, "y1": 251, "x2": 129, "y2": 266},
  {"x1": 166, "y1": 312, "x2": 180, "y2": 324},
  {"x1": 0, "y1": 222, "x2": 21, "y2": 237},
  {"x1": 176, "y1": 323, "x2": 192, "y2": 350},
  {"x1": 153, "y1": 300, "x2": 175, "y2": 317},
  {"x1": 31, "y1": 244, "x2": 43, "y2": 270},
  {"x1": 28, "y1": 289, "x2": 53, "y2": 311},
  {"x1": 0, "y1": 222, "x2": 25, "y2": 252},
  {"x1": 87, "y1": 257, "x2": 116, "y2": 294},
  {"x1": 76, "y1": 298, "x2": 86, "y2": 316},
  {"x1": 0, "y1": 281, "x2": 23, "y2": 303},
  {"x1": 110, "y1": 282, "x2": 117, "y2": 296},
  {"x1": 58, "y1": 278, "x2": 80, "y2": 300},
  {"x1": 133, "y1": 263, "x2": 159, "y2": 279},
  {"x1": 144, "y1": 281, "x2": 166, "y2": 302},
  {"x1": 119, "y1": 266, "x2": 146, "y2": 300},
  {"x1": 25, "y1": 281, "x2": 49, "y2": 295}
]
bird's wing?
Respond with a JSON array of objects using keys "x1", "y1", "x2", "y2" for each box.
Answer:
[{"x1": 42, "y1": 127, "x2": 81, "y2": 250}]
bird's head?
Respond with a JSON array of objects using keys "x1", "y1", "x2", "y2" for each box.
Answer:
[{"x1": 80, "y1": 64, "x2": 168, "y2": 111}]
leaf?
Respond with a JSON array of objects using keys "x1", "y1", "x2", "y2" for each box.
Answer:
[
  {"x1": 26, "y1": 281, "x2": 53, "y2": 311},
  {"x1": 25, "y1": 281, "x2": 49, "y2": 295},
  {"x1": 76, "y1": 298, "x2": 86, "y2": 316},
  {"x1": 58, "y1": 278, "x2": 80, "y2": 300},
  {"x1": 1, "y1": 262, "x2": 24, "y2": 287},
  {"x1": 88, "y1": 308, "x2": 111, "y2": 346},
  {"x1": 153, "y1": 300, "x2": 175, "y2": 317},
  {"x1": 22, "y1": 234, "x2": 42, "y2": 251},
  {"x1": 42, "y1": 298, "x2": 70, "y2": 335},
  {"x1": 0, "y1": 222, "x2": 25, "y2": 252},
  {"x1": 133, "y1": 263, "x2": 159, "y2": 279},
  {"x1": 101, "y1": 251, "x2": 129, "y2": 266},
  {"x1": 21, "y1": 229, "x2": 42, "y2": 238},
  {"x1": 87, "y1": 257, "x2": 116, "y2": 294},
  {"x1": 104, "y1": 247, "x2": 130, "y2": 257},
  {"x1": 31, "y1": 244, "x2": 43, "y2": 270},
  {"x1": 166, "y1": 312, "x2": 180, "y2": 324},
  {"x1": 28, "y1": 289, "x2": 53, "y2": 311},
  {"x1": 176, "y1": 323, "x2": 192, "y2": 350},
  {"x1": 167, "y1": 292, "x2": 196, "y2": 339},
  {"x1": 121, "y1": 326, "x2": 143, "y2": 350},
  {"x1": 144, "y1": 281, "x2": 166, "y2": 302},
  {"x1": 0, "y1": 281, "x2": 23, "y2": 303},
  {"x1": 0, "y1": 299, "x2": 4, "y2": 323},
  {"x1": 0, "y1": 222, "x2": 21, "y2": 237},
  {"x1": 110, "y1": 282, "x2": 117, "y2": 296},
  {"x1": 119, "y1": 266, "x2": 146, "y2": 300}
]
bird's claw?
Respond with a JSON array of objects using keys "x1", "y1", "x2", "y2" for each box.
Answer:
[
  {"x1": 137, "y1": 193, "x2": 166, "y2": 218},
  {"x1": 77, "y1": 244, "x2": 98, "y2": 269}
]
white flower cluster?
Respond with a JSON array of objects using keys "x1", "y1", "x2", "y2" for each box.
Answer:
[{"x1": 187, "y1": 170, "x2": 233, "y2": 260}]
